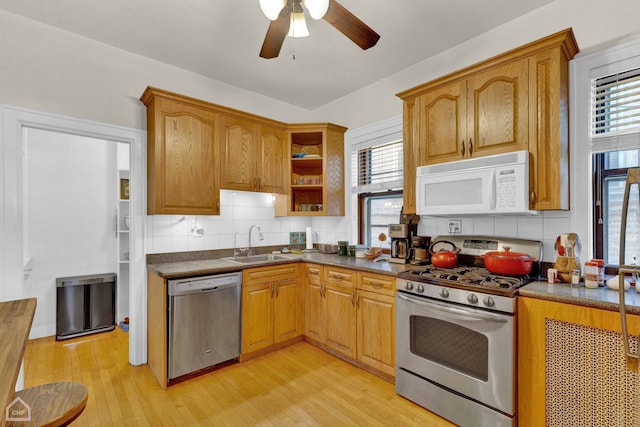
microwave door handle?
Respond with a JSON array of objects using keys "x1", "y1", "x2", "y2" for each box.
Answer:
[
  {"x1": 397, "y1": 293, "x2": 508, "y2": 324},
  {"x1": 489, "y1": 171, "x2": 497, "y2": 210}
]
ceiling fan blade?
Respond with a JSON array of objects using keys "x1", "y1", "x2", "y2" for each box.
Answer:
[
  {"x1": 323, "y1": 0, "x2": 380, "y2": 50},
  {"x1": 259, "y1": 8, "x2": 291, "y2": 59}
]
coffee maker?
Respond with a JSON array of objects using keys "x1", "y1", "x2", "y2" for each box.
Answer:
[
  {"x1": 389, "y1": 224, "x2": 417, "y2": 264},
  {"x1": 409, "y1": 235, "x2": 431, "y2": 265}
]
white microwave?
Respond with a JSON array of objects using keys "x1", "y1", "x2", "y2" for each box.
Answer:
[{"x1": 416, "y1": 150, "x2": 536, "y2": 216}]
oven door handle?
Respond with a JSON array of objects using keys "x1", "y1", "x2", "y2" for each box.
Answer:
[{"x1": 397, "y1": 293, "x2": 509, "y2": 323}]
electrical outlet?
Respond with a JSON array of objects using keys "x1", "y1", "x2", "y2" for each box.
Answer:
[{"x1": 448, "y1": 220, "x2": 462, "y2": 235}]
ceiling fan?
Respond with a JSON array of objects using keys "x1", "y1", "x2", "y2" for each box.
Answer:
[{"x1": 259, "y1": 0, "x2": 380, "y2": 59}]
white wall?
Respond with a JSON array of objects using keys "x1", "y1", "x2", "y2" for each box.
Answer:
[{"x1": 0, "y1": 9, "x2": 313, "y2": 130}]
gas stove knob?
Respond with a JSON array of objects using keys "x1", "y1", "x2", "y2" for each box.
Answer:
[
  {"x1": 439, "y1": 288, "x2": 449, "y2": 298},
  {"x1": 483, "y1": 296, "x2": 496, "y2": 308},
  {"x1": 416, "y1": 284, "x2": 425, "y2": 293},
  {"x1": 467, "y1": 293, "x2": 478, "y2": 305},
  {"x1": 405, "y1": 282, "x2": 414, "y2": 291}
]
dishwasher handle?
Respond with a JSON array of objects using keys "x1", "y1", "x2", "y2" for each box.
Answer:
[{"x1": 168, "y1": 272, "x2": 242, "y2": 296}]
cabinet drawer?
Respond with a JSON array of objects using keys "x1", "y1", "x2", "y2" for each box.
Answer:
[
  {"x1": 305, "y1": 264, "x2": 324, "y2": 286},
  {"x1": 357, "y1": 272, "x2": 396, "y2": 296},
  {"x1": 324, "y1": 267, "x2": 356, "y2": 288},
  {"x1": 244, "y1": 264, "x2": 297, "y2": 286}
]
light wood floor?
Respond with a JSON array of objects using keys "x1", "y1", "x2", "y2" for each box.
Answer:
[{"x1": 23, "y1": 328, "x2": 454, "y2": 426}]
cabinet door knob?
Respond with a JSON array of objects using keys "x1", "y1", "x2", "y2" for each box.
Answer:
[
  {"x1": 468, "y1": 139, "x2": 473, "y2": 156},
  {"x1": 461, "y1": 140, "x2": 466, "y2": 157}
]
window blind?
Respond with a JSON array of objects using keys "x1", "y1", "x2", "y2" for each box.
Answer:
[
  {"x1": 351, "y1": 140, "x2": 403, "y2": 193},
  {"x1": 591, "y1": 67, "x2": 640, "y2": 153}
]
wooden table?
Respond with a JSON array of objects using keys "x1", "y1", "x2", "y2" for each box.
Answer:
[
  {"x1": 0, "y1": 298, "x2": 36, "y2": 427},
  {"x1": 5, "y1": 382, "x2": 87, "y2": 427}
]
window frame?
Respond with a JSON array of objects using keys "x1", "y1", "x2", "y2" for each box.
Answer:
[
  {"x1": 571, "y1": 37, "x2": 640, "y2": 269},
  {"x1": 345, "y1": 116, "x2": 403, "y2": 247},
  {"x1": 592, "y1": 154, "x2": 637, "y2": 262}
]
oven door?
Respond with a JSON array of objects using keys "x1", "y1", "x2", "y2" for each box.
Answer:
[{"x1": 396, "y1": 291, "x2": 514, "y2": 415}]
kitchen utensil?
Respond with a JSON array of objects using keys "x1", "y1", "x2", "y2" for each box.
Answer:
[
  {"x1": 429, "y1": 240, "x2": 460, "y2": 269},
  {"x1": 566, "y1": 233, "x2": 577, "y2": 257},
  {"x1": 481, "y1": 247, "x2": 536, "y2": 276}
]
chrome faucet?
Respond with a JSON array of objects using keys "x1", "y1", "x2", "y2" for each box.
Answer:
[
  {"x1": 233, "y1": 232, "x2": 243, "y2": 257},
  {"x1": 248, "y1": 224, "x2": 264, "y2": 255}
]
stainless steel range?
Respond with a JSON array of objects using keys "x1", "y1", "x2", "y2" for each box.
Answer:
[{"x1": 395, "y1": 235, "x2": 542, "y2": 427}]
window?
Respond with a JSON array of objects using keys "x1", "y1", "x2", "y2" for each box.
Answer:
[
  {"x1": 352, "y1": 140, "x2": 403, "y2": 247},
  {"x1": 358, "y1": 191, "x2": 403, "y2": 249},
  {"x1": 592, "y1": 67, "x2": 640, "y2": 265},
  {"x1": 348, "y1": 117, "x2": 403, "y2": 248}
]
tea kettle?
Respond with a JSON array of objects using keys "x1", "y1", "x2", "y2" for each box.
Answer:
[{"x1": 429, "y1": 240, "x2": 460, "y2": 269}]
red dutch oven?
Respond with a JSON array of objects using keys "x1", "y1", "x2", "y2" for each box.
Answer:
[
  {"x1": 482, "y1": 246, "x2": 536, "y2": 276},
  {"x1": 429, "y1": 240, "x2": 460, "y2": 269}
]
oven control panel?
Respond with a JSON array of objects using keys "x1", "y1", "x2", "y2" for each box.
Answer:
[{"x1": 396, "y1": 279, "x2": 516, "y2": 314}]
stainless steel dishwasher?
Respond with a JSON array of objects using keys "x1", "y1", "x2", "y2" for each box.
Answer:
[{"x1": 168, "y1": 271, "x2": 241, "y2": 380}]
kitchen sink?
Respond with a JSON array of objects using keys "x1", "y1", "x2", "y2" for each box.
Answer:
[{"x1": 224, "y1": 254, "x2": 290, "y2": 264}]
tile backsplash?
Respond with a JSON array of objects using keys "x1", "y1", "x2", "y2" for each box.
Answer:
[
  {"x1": 418, "y1": 210, "x2": 572, "y2": 262},
  {"x1": 146, "y1": 190, "x2": 348, "y2": 254},
  {"x1": 147, "y1": 190, "x2": 570, "y2": 262}
]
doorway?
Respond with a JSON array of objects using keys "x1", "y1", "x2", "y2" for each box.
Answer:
[
  {"x1": 22, "y1": 128, "x2": 126, "y2": 337},
  {"x1": 1, "y1": 105, "x2": 146, "y2": 366}
]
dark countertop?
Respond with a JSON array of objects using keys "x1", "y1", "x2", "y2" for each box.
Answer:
[
  {"x1": 147, "y1": 250, "x2": 640, "y2": 315},
  {"x1": 147, "y1": 252, "x2": 414, "y2": 279},
  {"x1": 519, "y1": 280, "x2": 640, "y2": 315}
]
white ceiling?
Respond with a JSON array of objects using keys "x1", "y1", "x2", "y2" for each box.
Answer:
[{"x1": 0, "y1": 0, "x2": 555, "y2": 110}]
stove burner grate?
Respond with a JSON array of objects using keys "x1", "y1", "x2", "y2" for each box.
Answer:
[{"x1": 406, "y1": 266, "x2": 528, "y2": 289}]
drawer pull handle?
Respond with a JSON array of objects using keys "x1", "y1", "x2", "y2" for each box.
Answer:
[{"x1": 367, "y1": 280, "x2": 385, "y2": 287}]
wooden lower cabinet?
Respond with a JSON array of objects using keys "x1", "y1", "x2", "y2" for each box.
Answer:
[
  {"x1": 324, "y1": 281, "x2": 357, "y2": 358},
  {"x1": 356, "y1": 289, "x2": 395, "y2": 377},
  {"x1": 518, "y1": 297, "x2": 640, "y2": 426},
  {"x1": 304, "y1": 264, "x2": 325, "y2": 343},
  {"x1": 303, "y1": 265, "x2": 396, "y2": 378},
  {"x1": 241, "y1": 264, "x2": 302, "y2": 357},
  {"x1": 147, "y1": 271, "x2": 168, "y2": 389},
  {"x1": 242, "y1": 281, "x2": 274, "y2": 353}
]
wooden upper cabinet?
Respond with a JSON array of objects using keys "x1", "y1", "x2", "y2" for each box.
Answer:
[
  {"x1": 141, "y1": 88, "x2": 344, "y2": 215},
  {"x1": 141, "y1": 87, "x2": 220, "y2": 215},
  {"x1": 220, "y1": 115, "x2": 257, "y2": 192},
  {"x1": 398, "y1": 28, "x2": 579, "y2": 213},
  {"x1": 418, "y1": 59, "x2": 528, "y2": 165},
  {"x1": 220, "y1": 116, "x2": 287, "y2": 194},
  {"x1": 276, "y1": 123, "x2": 346, "y2": 217},
  {"x1": 467, "y1": 59, "x2": 529, "y2": 158},
  {"x1": 528, "y1": 47, "x2": 571, "y2": 210},
  {"x1": 257, "y1": 124, "x2": 287, "y2": 193},
  {"x1": 419, "y1": 80, "x2": 466, "y2": 165}
]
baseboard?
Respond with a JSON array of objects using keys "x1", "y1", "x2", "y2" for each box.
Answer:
[{"x1": 29, "y1": 324, "x2": 55, "y2": 340}]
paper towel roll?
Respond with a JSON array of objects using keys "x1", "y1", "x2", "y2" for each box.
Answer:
[{"x1": 306, "y1": 227, "x2": 313, "y2": 250}]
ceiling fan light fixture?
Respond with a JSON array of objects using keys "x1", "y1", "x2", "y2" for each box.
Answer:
[
  {"x1": 259, "y1": 0, "x2": 286, "y2": 21},
  {"x1": 287, "y1": 11, "x2": 309, "y2": 38},
  {"x1": 302, "y1": 0, "x2": 329, "y2": 20}
]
